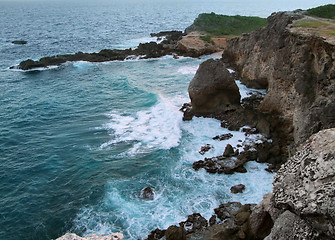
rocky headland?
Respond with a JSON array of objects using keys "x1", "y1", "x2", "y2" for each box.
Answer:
[{"x1": 174, "y1": 6, "x2": 335, "y2": 240}]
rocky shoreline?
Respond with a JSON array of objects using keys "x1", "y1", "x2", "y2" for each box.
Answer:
[
  {"x1": 10, "y1": 31, "x2": 222, "y2": 71},
  {"x1": 55, "y1": 7, "x2": 335, "y2": 240}
]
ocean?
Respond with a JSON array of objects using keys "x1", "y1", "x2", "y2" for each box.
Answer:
[{"x1": 0, "y1": 0, "x2": 331, "y2": 239}]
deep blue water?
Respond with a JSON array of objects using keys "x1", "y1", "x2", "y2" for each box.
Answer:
[{"x1": 0, "y1": 0, "x2": 332, "y2": 239}]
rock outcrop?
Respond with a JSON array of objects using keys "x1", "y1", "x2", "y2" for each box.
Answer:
[
  {"x1": 188, "y1": 59, "x2": 241, "y2": 114},
  {"x1": 222, "y1": 11, "x2": 335, "y2": 149},
  {"x1": 271, "y1": 128, "x2": 335, "y2": 239}
]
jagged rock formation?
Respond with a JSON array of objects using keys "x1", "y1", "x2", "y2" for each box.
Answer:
[
  {"x1": 188, "y1": 59, "x2": 241, "y2": 114},
  {"x1": 222, "y1": 11, "x2": 335, "y2": 149},
  {"x1": 270, "y1": 128, "x2": 335, "y2": 239}
]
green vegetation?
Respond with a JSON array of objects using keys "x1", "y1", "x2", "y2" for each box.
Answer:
[
  {"x1": 293, "y1": 19, "x2": 328, "y2": 28},
  {"x1": 186, "y1": 12, "x2": 267, "y2": 36},
  {"x1": 306, "y1": 4, "x2": 335, "y2": 19},
  {"x1": 199, "y1": 35, "x2": 215, "y2": 44}
]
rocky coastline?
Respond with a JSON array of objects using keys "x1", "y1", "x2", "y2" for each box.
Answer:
[
  {"x1": 10, "y1": 31, "x2": 222, "y2": 71},
  {"x1": 54, "y1": 7, "x2": 335, "y2": 240}
]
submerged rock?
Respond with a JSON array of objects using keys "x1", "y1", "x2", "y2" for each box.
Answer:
[
  {"x1": 12, "y1": 40, "x2": 27, "y2": 45},
  {"x1": 188, "y1": 59, "x2": 241, "y2": 114},
  {"x1": 199, "y1": 144, "x2": 213, "y2": 155},
  {"x1": 230, "y1": 184, "x2": 245, "y2": 194},
  {"x1": 141, "y1": 187, "x2": 154, "y2": 200},
  {"x1": 212, "y1": 133, "x2": 233, "y2": 141}
]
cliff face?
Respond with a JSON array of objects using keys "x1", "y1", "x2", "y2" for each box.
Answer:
[{"x1": 222, "y1": 11, "x2": 335, "y2": 148}]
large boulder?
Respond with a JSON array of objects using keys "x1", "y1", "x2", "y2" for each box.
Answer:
[
  {"x1": 272, "y1": 128, "x2": 335, "y2": 238},
  {"x1": 188, "y1": 59, "x2": 241, "y2": 114}
]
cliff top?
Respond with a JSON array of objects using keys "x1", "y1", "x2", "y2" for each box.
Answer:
[{"x1": 289, "y1": 15, "x2": 335, "y2": 45}]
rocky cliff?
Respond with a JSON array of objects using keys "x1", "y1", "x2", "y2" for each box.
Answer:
[{"x1": 222, "y1": 11, "x2": 335, "y2": 150}]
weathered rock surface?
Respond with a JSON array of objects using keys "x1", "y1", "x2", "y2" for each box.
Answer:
[
  {"x1": 272, "y1": 128, "x2": 335, "y2": 238},
  {"x1": 165, "y1": 225, "x2": 186, "y2": 240},
  {"x1": 264, "y1": 210, "x2": 318, "y2": 240},
  {"x1": 222, "y1": 11, "x2": 335, "y2": 149},
  {"x1": 56, "y1": 233, "x2": 123, "y2": 240},
  {"x1": 180, "y1": 213, "x2": 208, "y2": 234},
  {"x1": 188, "y1": 59, "x2": 241, "y2": 114}
]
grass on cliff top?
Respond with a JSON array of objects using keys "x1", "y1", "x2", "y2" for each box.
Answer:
[
  {"x1": 293, "y1": 18, "x2": 335, "y2": 36},
  {"x1": 186, "y1": 12, "x2": 267, "y2": 36},
  {"x1": 306, "y1": 4, "x2": 335, "y2": 19}
]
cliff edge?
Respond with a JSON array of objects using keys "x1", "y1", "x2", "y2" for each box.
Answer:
[{"x1": 222, "y1": 10, "x2": 335, "y2": 151}]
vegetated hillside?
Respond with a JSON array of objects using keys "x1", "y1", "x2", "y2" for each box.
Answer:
[
  {"x1": 306, "y1": 4, "x2": 335, "y2": 19},
  {"x1": 185, "y1": 12, "x2": 267, "y2": 37}
]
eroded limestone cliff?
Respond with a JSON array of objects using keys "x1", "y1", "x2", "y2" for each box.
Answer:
[{"x1": 222, "y1": 11, "x2": 335, "y2": 150}]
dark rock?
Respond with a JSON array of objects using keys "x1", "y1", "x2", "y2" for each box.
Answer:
[
  {"x1": 249, "y1": 194, "x2": 279, "y2": 239},
  {"x1": 188, "y1": 59, "x2": 241, "y2": 114},
  {"x1": 199, "y1": 144, "x2": 212, "y2": 155},
  {"x1": 230, "y1": 184, "x2": 245, "y2": 194},
  {"x1": 165, "y1": 225, "x2": 186, "y2": 240},
  {"x1": 141, "y1": 187, "x2": 154, "y2": 200},
  {"x1": 223, "y1": 144, "x2": 234, "y2": 157},
  {"x1": 209, "y1": 215, "x2": 217, "y2": 226},
  {"x1": 180, "y1": 213, "x2": 208, "y2": 234},
  {"x1": 12, "y1": 40, "x2": 27, "y2": 45},
  {"x1": 214, "y1": 202, "x2": 242, "y2": 221},
  {"x1": 212, "y1": 133, "x2": 233, "y2": 141},
  {"x1": 146, "y1": 228, "x2": 166, "y2": 240}
]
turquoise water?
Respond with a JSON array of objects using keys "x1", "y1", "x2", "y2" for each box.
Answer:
[{"x1": 0, "y1": 0, "x2": 332, "y2": 239}]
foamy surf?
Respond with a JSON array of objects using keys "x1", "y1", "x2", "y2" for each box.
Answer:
[{"x1": 100, "y1": 97, "x2": 183, "y2": 154}]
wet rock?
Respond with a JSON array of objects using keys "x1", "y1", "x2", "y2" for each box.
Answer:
[
  {"x1": 212, "y1": 133, "x2": 233, "y2": 141},
  {"x1": 141, "y1": 187, "x2": 154, "y2": 200},
  {"x1": 165, "y1": 225, "x2": 186, "y2": 240},
  {"x1": 209, "y1": 215, "x2": 217, "y2": 226},
  {"x1": 199, "y1": 144, "x2": 213, "y2": 155},
  {"x1": 188, "y1": 59, "x2": 241, "y2": 114},
  {"x1": 193, "y1": 155, "x2": 246, "y2": 174},
  {"x1": 223, "y1": 144, "x2": 234, "y2": 157},
  {"x1": 180, "y1": 213, "x2": 208, "y2": 234},
  {"x1": 146, "y1": 228, "x2": 166, "y2": 240},
  {"x1": 12, "y1": 40, "x2": 27, "y2": 45},
  {"x1": 214, "y1": 202, "x2": 242, "y2": 221},
  {"x1": 230, "y1": 184, "x2": 245, "y2": 194}
]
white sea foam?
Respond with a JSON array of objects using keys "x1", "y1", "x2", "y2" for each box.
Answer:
[
  {"x1": 236, "y1": 80, "x2": 266, "y2": 100},
  {"x1": 100, "y1": 97, "x2": 183, "y2": 154},
  {"x1": 74, "y1": 58, "x2": 274, "y2": 240},
  {"x1": 177, "y1": 65, "x2": 199, "y2": 75}
]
